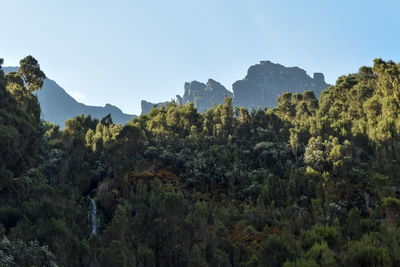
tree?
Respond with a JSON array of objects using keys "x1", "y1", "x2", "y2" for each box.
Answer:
[
  {"x1": 0, "y1": 61, "x2": 41, "y2": 177},
  {"x1": 101, "y1": 114, "x2": 113, "y2": 127},
  {"x1": 383, "y1": 197, "x2": 400, "y2": 225},
  {"x1": 18, "y1": 55, "x2": 46, "y2": 93},
  {"x1": 343, "y1": 235, "x2": 392, "y2": 267},
  {"x1": 0, "y1": 58, "x2": 4, "y2": 88},
  {"x1": 304, "y1": 137, "x2": 327, "y2": 172},
  {"x1": 259, "y1": 235, "x2": 293, "y2": 267},
  {"x1": 301, "y1": 224, "x2": 339, "y2": 250},
  {"x1": 276, "y1": 92, "x2": 295, "y2": 120},
  {"x1": 305, "y1": 242, "x2": 337, "y2": 267},
  {"x1": 0, "y1": 236, "x2": 58, "y2": 267}
]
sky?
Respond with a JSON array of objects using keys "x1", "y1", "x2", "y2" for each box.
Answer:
[{"x1": 1, "y1": 0, "x2": 399, "y2": 115}]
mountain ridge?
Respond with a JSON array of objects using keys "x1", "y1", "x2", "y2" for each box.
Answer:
[
  {"x1": 141, "y1": 60, "x2": 330, "y2": 114},
  {"x1": 3, "y1": 67, "x2": 136, "y2": 127}
]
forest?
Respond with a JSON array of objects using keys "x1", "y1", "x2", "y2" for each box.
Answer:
[{"x1": 1, "y1": 56, "x2": 400, "y2": 266}]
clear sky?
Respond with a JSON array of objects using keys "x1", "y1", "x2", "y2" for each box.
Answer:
[{"x1": 1, "y1": 0, "x2": 399, "y2": 115}]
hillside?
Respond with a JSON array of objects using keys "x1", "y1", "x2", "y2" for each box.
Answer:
[
  {"x1": 2, "y1": 57, "x2": 400, "y2": 266},
  {"x1": 4, "y1": 67, "x2": 135, "y2": 127}
]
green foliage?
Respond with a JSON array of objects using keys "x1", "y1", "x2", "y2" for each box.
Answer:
[
  {"x1": 18, "y1": 55, "x2": 46, "y2": 93},
  {"x1": 259, "y1": 235, "x2": 293, "y2": 267},
  {"x1": 0, "y1": 56, "x2": 42, "y2": 177},
  {"x1": 343, "y1": 235, "x2": 392, "y2": 267},
  {"x1": 305, "y1": 242, "x2": 337, "y2": 267},
  {"x1": 301, "y1": 224, "x2": 339, "y2": 250},
  {"x1": 2, "y1": 58, "x2": 400, "y2": 266},
  {"x1": 0, "y1": 235, "x2": 57, "y2": 267},
  {"x1": 283, "y1": 258, "x2": 319, "y2": 267}
]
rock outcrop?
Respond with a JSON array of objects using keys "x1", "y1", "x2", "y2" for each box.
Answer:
[
  {"x1": 141, "y1": 100, "x2": 168, "y2": 115},
  {"x1": 233, "y1": 60, "x2": 329, "y2": 109},
  {"x1": 177, "y1": 79, "x2": 233, "y2": 113},
  {"x1": 141, "y1": 60, "x2": 329, "y2": 114},
  {"x1": 142, "y1": 79, "x2": 232, "y2": 114}
]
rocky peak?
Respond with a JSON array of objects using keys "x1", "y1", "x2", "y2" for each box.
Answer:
[
  {"x1": 233, "y1": 60, "x2": 329, "y2": 109},
  {"x1": 313, "y1": 72, "x2": 326, "y2": 84},
  {"x1": 178, "y1": 79, "x2": 233, "y2": 112},
  {"x1": 141, "y1": 100, "x2": 168, "y2": 115},
  {"x1": 141, "y1": 60, "x2": 329, "y2": 114},
  {"x1": 142, "y1": 79, "x2": 233, "y2": 114},
  {"x1": 182, "y1": 81, "x2": 207, "y2": 103},
  {"x1": 205, "y1": 79, "x2": 227, "y2": 92}
]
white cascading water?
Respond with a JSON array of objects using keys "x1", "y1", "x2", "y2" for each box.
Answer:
[{"x1": 89, "y1": 198, "x2": 98, "y2": 235}]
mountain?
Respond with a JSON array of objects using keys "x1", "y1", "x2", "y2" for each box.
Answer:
[
  {"x1": 141, "y1": 79, "x2": 233, "y2": 114},
  {"x1": 141, "y1": 100, "x2": 168, "y2": 115},
  {"x1": 5, "y1": 61, "x2": 329, "y2": 124},
  {"x1": 233, "y1": 60, "x2": 329, "y2": 109},
  {"x1": 141, "y1": 60, "x2": 329, "y2": 114},
  {"x1": 4, "y1": 67, "x2": 135, "y2": 127},
  {"x1": 177, "y1": 79, "x2": 233, "y2": 113}
]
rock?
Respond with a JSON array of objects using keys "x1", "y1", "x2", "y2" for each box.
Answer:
[
  {"x1": 140, "y1": 100, "x2": 168, "y2": 115},
  {"x1": 178, "y1": 79, "x2": 233, "y2": 113},
  {"x1": 233, "y1": 60, "x2": 329, "y2": 109},
  {"x1": 142, "y1": 79, "x2": 233, "y2": 114},
  {"x1": 141, "y1": 60, "x2": 330, "y2": 114}
]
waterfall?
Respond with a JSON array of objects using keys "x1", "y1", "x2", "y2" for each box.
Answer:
[{"x1": 89, "y1": 198, "x2": 98, "y2": 235}]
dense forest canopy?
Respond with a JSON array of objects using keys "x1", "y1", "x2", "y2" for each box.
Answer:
[{"x1": 1, "y1": 57, "x2": 400, "y2": 266}]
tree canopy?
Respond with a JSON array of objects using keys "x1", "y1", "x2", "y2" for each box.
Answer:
[{"x1": 1, "y1": 57, "x2": 400, "y2": 266}]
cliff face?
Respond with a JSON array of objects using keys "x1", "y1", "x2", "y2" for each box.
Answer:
[
  {"x1": 177, "y1": 79, "x2": 233, "y2": 113},
  {"x1": 233, "y1": 60, "x2": 329, "y2": 109},
  {"x1": 141, "y1": 100, "x2": 168, "y2": 115},
  {"x1": 142, "y1": 79, "x2": 232, "y2": 114},
  {"x1": 141, "y1": 60, "x2": 329, "y2": 114}
]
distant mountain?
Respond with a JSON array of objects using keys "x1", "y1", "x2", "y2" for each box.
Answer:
[
  {"x1": 141, "y1": 100, "x2": 169, "y2": 115},
  {"x1": 233, "y1": 60, "x2": 329, "y2": 109},
  {"x1": 177, "y1": 79, "x2": 233, "y2": 113},
  {"x1": 141, "y1": 79, "x2": 233, "y2": 115},
  {"x1": 4, "y1": 60, "x2": 329, "y2": 124},
  {"x1": 141, "y1": 60, "x2": 329, "y2": 114},
  {"x1": 4, "y1": 67, "x2": 135, "y2": 127}
]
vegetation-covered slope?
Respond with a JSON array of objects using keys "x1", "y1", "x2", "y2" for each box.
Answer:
[{"x1": 1, "y1": 57, "x2": 400, "y2": 267}]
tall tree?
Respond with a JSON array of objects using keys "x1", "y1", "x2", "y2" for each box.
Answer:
[{"x1": 18, "y1": 55, "x2": 46, "y2": 93}]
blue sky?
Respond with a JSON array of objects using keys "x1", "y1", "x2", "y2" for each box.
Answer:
[{"x1": 1, "y1": 0, "x2": 399, "y2": 115}]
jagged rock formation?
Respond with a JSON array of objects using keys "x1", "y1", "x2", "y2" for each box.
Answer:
[
  {"x1": 233, "y1": 60, "x2": 329, "y2": 109},
  {"x1": 141, "y1": 100, "x2": 168, "y2": 115},
  {"x1": 141, "y1": 60, "x2": 329, "y2": 114},
  {"x1": 177, "y1": 79, "x2": 233, "y2": 113},
  {"x1": 142, "y1": 79, "x2": 232, "y2": 114},
  {"x1": 4, "y1": 67, "x2": 135, "y2": 127}
]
